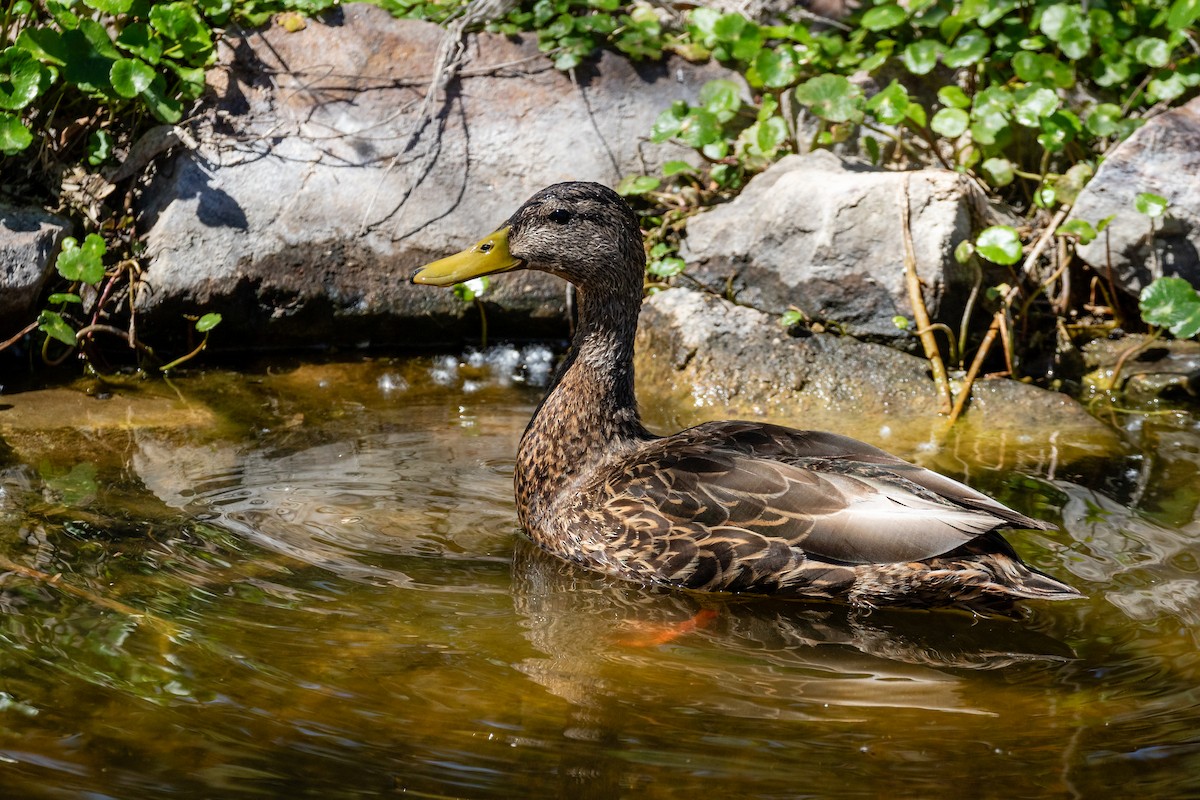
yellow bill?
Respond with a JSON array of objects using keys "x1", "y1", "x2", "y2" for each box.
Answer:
[{"x1": 411, "y1": 227, "x2": 521, "y2": 287}]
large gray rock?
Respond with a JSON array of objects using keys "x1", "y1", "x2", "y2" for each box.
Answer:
[
  {"x1": 634, "y1": 288, "x2": 1123, "y2": 471},
  {"x1": 679, "y1": 151, "x2": 984, "y2": 342},
  {"x1": 1069, "y1": 95, "x2": 1200, "y2": 296},
  {"x1": 0, "y1": 203, "x2": 70, "y2": 329},
  {"x1": 137, "y1": 4, "x2": 736, "y2": 348}
]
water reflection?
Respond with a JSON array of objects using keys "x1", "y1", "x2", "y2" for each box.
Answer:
[{"x1": 0, "y1": 354, "x2": 1199, "y2": 797}]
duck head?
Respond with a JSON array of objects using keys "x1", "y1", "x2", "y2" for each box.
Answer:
[{"x1": 411, "y1": 182, "x2": 645, "y2": 294}]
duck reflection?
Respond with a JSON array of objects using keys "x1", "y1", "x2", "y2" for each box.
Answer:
[{"x1": 510, "y1": 537, "x2": 1074, "y2": 722}]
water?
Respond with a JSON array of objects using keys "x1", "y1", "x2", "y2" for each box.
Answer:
[{"x1": 1, "y1": 350, "x2": 1199, "y2": 798}]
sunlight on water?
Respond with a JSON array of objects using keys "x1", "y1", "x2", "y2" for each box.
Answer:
[{"x1": 0, "y1": 353, "x2": 1199, "y2": 797}]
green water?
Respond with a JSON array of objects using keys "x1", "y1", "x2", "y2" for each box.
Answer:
[{"x1": 1, "y1": 352, "x2": 1198, "y2": 798}]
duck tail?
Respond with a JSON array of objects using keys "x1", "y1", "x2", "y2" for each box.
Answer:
[{"x1": 994, "y1": 560, "x2": 1084, "y2": 601}]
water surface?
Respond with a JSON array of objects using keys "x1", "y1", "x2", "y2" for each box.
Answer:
[{"x1": 1, "y1": 350, "x2": 1198, "y2": 798}]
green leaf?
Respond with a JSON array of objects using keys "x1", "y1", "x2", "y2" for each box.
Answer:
[
  {"x1": 1148, "y1": 72, "x2": 1187, "y2": 102},
  {"x1": 1056, "y1": 219, "x2": 1097, "y2": 245},
  {"x1": 779, "y1": 309, "x2": 805, "y2": 328},
  {"x1": 195, "y1": 312, "x2": 222, "y2": 333},
  {"x1": 699, "y1": 79, "x2": 741, "y2": 120},
  {"x1": 753, "y1": 47, "x2": 800, "y2": 89},
  {"x1": 936, "y1": 85, "x2": 970, "y2": 109},
  {"x1": 1133, "y1": 37, "x2": 1171, "y2": 68},
  {"x1": 1085, "y1": 103, "x2": 1122, "y2": 136},
  {"x1": 48, "y1": 292, "x2": 82, "y2": 304},
  {"x1": 676, "y1": 108, "x2": 721, "y2": 148},
  {"x1": 902, "y1": 39, "x2": 942, "y2": 74},
  {"x1": 84, "y1": 0, "x2": 134, "y2": 11},
  {"x1": 116, "y1": 22, "x2": 164, "y2": 64},
  {"x1": 905, "y1": 102, "x2": 927, "y2": 128},
  {"x1": 976, "y1": 225, "x2": 1023, "y2": 265},
  {"x1": 140, "y1": 73, "x2": 183, "y2": 123},
  {"x1": 954, "y1": 239, "x2": 975, "y2": 264},
  {"x1": 0, "y1": 47, "x2": 44, "y2": 110},
  {"x1": 1013, "y1": 86, "x2": 1059, "y2": 127},
  {"x1": 794, "y1": 74, "x2": 863, "y2": 123},
  {"x1": 712, "y1": 13, "x2": 748, "y2": 42},
  {"x1": 755, "y1": 115, "x2": 789, "y2": 152},
  {"x1": 650, "y1": 102, "x2": 687, "y2": 143},
  {"x1": 0, "y1": 112, "x2": 31, "y2": 154},
  {"x1": 1167, "y1": 0, "x2": 1200, "y2": 32},
  {"x1": 55, "y1": 234, "x2": 107, "y2": 285},
  {"x1": 110, "y1": 58, "x2": 155, "y2": 98},
  {"x1": 865, "y1": 80, "x2": 910, "y2": 125},
  {"x1": 616, "y1": 174, "x2": 660, "y2": 196},
  {"x1": 149, "y1": 2, "x2": 212, "y2": 61},
  {"x1": 648, "y1": 256, "x2": 686, "y2": 278},
  {"x1": 37, "y1": 311, "x2": 77, "y2": 346},
  {"x1": 862, "y1": 4, "x2": 907, "y2": 31},
  {"x1": 1135, "y1": 192, "x2": 1168, "y2": 217},
  {"x1": 1140, "y1": 277, "x2": 1200, "y2": 338},
  {"x1": 661, "y1": 160, "x2": 694, "y2": 177},
  {"x1": 452, "y1": 276, "x2": 490, "y2": 302},
  {"x1": 1093, "y1": 54, "x2": 1131, "y2": 87},
  {"x1": 930, "y1": 107, "x2": 969, "y2": 137},
  {"x1": 943, "y1": 32, "x2": 990, "y2": 67},
  {"x1": 87, "y1": 129, "x2": 113, "y2": 165},
  {"x1": 981, "y1": 157, "x2": 1014, "y2": 187}
]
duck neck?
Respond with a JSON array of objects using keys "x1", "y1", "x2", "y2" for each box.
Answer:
[{"x1": 516, "y1": 285, "x2": 647, "y2": 516}]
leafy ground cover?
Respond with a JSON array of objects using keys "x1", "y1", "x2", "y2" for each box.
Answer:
[{"x1": 1, "y1": 0, "x2": 1197, "y2": 384}]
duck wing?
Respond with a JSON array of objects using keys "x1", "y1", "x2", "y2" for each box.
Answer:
[{"x1": 589, "y1": 422, "x2": 1048, "y2": 576}]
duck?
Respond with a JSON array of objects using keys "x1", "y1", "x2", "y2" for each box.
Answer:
[{"x1": 412, "y1": 181, "x2": 1082, "y2": 611}]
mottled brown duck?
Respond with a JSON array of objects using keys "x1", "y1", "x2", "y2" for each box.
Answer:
[{"x1": 412, "y1": 182, "x2": 1082, "y2": 611}]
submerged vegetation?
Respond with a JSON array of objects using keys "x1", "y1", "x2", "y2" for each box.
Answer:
[{"x1": 0, "y1": 0, "x2": 1198, "y2": 390}]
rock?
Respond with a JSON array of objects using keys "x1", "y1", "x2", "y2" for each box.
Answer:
[
  {"x1": 1082, "y1": 334, "x2": 1200, "y2": 405},
  {"x1": 136, "y1": 4, "x2": 737, "y2": 349},
  {"x1": 0, "y1": 203, "x2": 70, "y2": 330},
  {"x1": 1069, "y1": 95, "x2": 1200, "y2": 296},
  {"x1": 634, "y1": 288, "x2": 1124, "y2": 471},
  {"x1": 679, "y1": 151, "x2": 985, "y2": 343}
]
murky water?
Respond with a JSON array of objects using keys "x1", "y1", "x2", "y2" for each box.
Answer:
[{"x1": 1, "y1": 349, "x2": 1199, "y2": 798}]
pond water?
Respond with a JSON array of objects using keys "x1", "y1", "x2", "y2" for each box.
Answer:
[{"x1": 1, "y1": 349, "x2": 1199, "y2": 798}]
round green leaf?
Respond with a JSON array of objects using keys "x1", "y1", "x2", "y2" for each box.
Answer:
[
  {"x1": 755, "y1": 115, "x2": 789, "y2": 152},
  {"x1": 936, "y1": 85, "x2": 969, "y2": 109},
  {"x1": 794, "y1": 74, "x2": 864, "y2": 123},
  {"x1": 0, "y1": 47, "x2": 43, "y2": 110},
  {"x1": 1140, "y1": 277, "x2": 1200, "y2": 338},
  {"x1": 677, "y1": 108, "x2": 721, "y2": 148},
  {"x1": 55, "y1": 233, "x2": 106, "y2": 285},
  {"x1": 981, "y1": 157, "x2": 1014, "y2": 187},
  {"x1": 954, "y1": 239, "x2": 975, "y2": 264},
  {"x1": 110, "y1": 58, "x2": 155, "y2": 98},
  {"x1": 1013, "y1": 86, "x2": 1059, "y2": 127},
  {"x1": 754, "y1": 47, "x2": 800, "y2": 89},
  {"x1": 975, "y1": 225, "x2": 1023, "y2": 265},
  {"x1": 902, "y1": 40, "x2": 942, "y2": 75},
  {"x1": 87, "y1": 129, "x2": 113, "y2": 165},
  {"x1": 699, "y1": 79, "x2": 742, "y2": 119},
  {"x1": 943, "y1": 32, "x2": 990, "y2": 67},
  {"x1": 650, "y1": 103, "x2": 686, "y2": 143},
  {"x1": 712, "y1": 13, "x2": 747, "y2": 42},
  {"x1": 648, "y1": 256, "x2": 686, "y2": 278},
  {"x1": 1055, "y1": 219, "x2": 1097, "y2": 245},
  {"x1": 1135, "y1": 192, "x2": 1168, "y2": 218},
  {"x1": 1148, "y1": 73, "x2": 1187, "y2": 102},
  {"x1": 865, "y1": 80, "x2": 910, "y2": 125},
  {"x1": 616, "y1": 174, "x2": 660, "y2": 196},
  {"x1": 84, "y1": 0, "x2": 134, "y2": 12},
  {"x1": 37, "y1": 310, "x2": 77, "y2": 347},
  {"x1": 1133, "y1": 37, "x2": 1171, "y2": 68},
  {"x1": 1084, "y1": 103, "x2": 1122, "y2": 136},
  {"x1": 195, "y1": 312, "x2": 223, "y2": 333},
  {"x1": 0, "y1": 112, "x2": 32, "y2": 154},
  {"x1": 930, "y1": 107, "x2": 969, "y2": 137},
  {"x1": 48, "y1": 292, "x2": 82, "y2": 304},
  {"x1": 862, "y1": 3, "x2": 907, "y2": 31}
]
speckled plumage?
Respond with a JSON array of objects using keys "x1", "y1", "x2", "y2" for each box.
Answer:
[{"x1": 419, "y1": 181, "x2": 1082, "y2": 611}]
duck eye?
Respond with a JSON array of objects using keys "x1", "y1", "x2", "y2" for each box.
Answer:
[{"x1": 548, "y1": 209, "x2": 572, "y2": 225}]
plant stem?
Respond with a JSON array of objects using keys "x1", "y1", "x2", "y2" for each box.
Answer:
[
  {"x1": 949, "y1": 311, "x2": 1003, "y2": 425},
  {"x1": 900, "y1": 177, "x2": 953, "y2": 414},
  {"x1": 160, "y1": 332, "x2": 209, "y2": 372}
]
